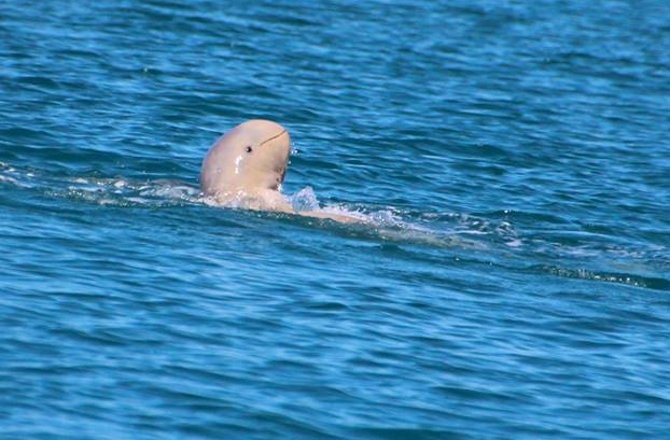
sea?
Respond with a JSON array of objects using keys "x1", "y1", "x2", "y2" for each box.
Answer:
[{"x1": 1, "y1": 1, "x2": 669, "y2": 439}]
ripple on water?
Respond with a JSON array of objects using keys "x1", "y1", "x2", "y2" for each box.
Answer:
[{"x1": 2, "y1": 0, "x2": 670, "y2": 439}]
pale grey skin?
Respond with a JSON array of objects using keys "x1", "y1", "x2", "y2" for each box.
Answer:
[{"x1": 201, "y1": 119, "x2": 360, "y2": 223}]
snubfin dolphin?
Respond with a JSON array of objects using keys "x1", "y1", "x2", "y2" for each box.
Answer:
[
  {"x1": 201, "y1": 119, "x2": 292, "y2": 211},
  {"x1": 201, "y1": 119, "x2": 361, "y2": 223}
]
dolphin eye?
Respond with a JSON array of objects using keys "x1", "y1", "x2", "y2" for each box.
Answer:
[{"x1": 245, "y1": 146, "x2": 253, "y2": 153}]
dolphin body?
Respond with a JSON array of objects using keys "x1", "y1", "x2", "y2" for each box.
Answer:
[{"x1": 201, "y1": 119, "x2": 359, "y2": 222}]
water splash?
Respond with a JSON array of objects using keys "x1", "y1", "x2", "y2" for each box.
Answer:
[{"x1": 288, "y1": 186, "x2": 320, "y2": 212}]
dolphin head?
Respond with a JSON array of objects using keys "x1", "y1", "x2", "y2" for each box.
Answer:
[{"x1": 200, "y1": 119, "x2": 291, "y2": 198}]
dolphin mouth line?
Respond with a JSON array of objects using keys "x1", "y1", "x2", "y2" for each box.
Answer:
[{"x1": 259, "y1": 129, "x2": 288, "y2": 147}]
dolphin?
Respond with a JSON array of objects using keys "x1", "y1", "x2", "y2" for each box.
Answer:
[
  {"x1": 200, "y1": 119, "x2": 361, "y2": 223},
  {"x1": 201, "y1": 119, "x2": 293, "y2": 211}
]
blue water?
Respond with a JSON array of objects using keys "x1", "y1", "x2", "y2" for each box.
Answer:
[{"x1": 2, "y1": 0, "x2": 669, "y2": 438}]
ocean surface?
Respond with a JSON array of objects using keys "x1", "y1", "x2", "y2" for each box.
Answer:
[{"x1": 1, "y1": 0, "x2": 669, "y2": 438}]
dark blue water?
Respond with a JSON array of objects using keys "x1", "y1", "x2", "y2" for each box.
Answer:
[{"x1": 2, "y1": 1, "x2": 669, "y2": 438}]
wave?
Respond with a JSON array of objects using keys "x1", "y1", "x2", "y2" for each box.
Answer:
[
  {"x1": 0, "y1": 161, "x2": 496, "y2": 248},
  {"x1": 531, "y1": 265, "x2": 670, "y2": 291},
  {"x1": 2, "y1": 161, "x2": 668, "y2": 291}
]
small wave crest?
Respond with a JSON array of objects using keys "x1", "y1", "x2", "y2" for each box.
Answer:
[
  {"x1": 1, "y1": 162, "x2": 202, "y2": 207},
  {"x1": 59, "y1": 177, "x2": 202, "y2": 207},
  {"x1": 533, "y1": 265, "x2": 670, "y2": 291}
]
